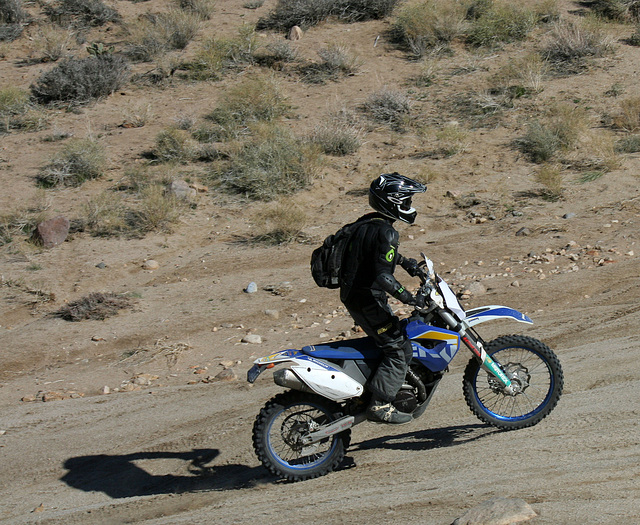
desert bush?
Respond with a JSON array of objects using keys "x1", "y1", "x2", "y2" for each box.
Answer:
[
  {"x1": 612, "y1": 96, "x2": 640, "y2": 131},
  {"x1": 435, "y1": 123, "x2": 469, "y2": 156},
  {"x1": 466, "y1": 0, "x2": 538, "y2": 47},
  {"x1": 253, "y1": 200, "x2": 307, "y2": 244},
  {"x1": 203, "y1": 74, "x2": 290, "y2": 140},
  {"x1": 175, "y1": 0, "x2": 215, "y2": 20},
  {"x1": 489, "y1": 53, "x2": 548, "y2": 98},
  {"x1": 184, "y1": 24, "x2": 259, "y2": 78},
  {"x1": 31, "y1": 24, "x2": 74, "y2": 62},
  {"x1": 44, "y1": 0, "x2": 120, "y2": 27},
  {"x1": 213, "y1": 123, "x2": 320, "y2": 200},
  {"x1": 534, "y1": 163, "x2": 563, "y2": 200},
  {"x1": 56, "y1": 292, "x2": 132, "y2": 321},
  {"x1": 411, "y1": 57, "x2": 439, "y2": 87},
  {"x1": 257, "y1": 0, "x2": 399, "y2": 31},
  {"x1": 391, "y1": 0, "x2": 466, "y2": 57},
  {"x1": 152, "y1": 127, "x2": 199, "y2": 163},
  {"x1": 244, "y1": 1, "x2": 264, "y2": 9},
  {"x1": 299, "y1": 43, "x2": 362, "y2": 83},
  {"x1": 131, "y1": 184, "x2": 184, "y2": 232},
  {"x1": 519, "y1": 105, "x2": 588, "y2": 163},
  {"x1": 0, "y1": 193, "x2": 49, "y2": 246},
  {"x1": 0, "y1": 0, "x2": 28, "y2": 41},
  {"x1": 629, "y1": 23, "x2": 640, "y2": 45},
  {"x1": 309, "y1": 109, "x2": 363, "y2": 155},
  {"x1": 38, "y1": 138, "x2": 107, "y2": 187},
  {"x1": 543, "y1": 18, "x2": 615, "y2": 66},
  {"x1": 0, "y1": 87, "x2": 48, "y2": 133},
  {"x1": 121, "y1": 101, "x2": 152, "y2": 128},
  {"x1": 83, "y1": 192, "x2": 128, "y2": 236},
  {"x1": 361, "y1": 88, "x2": 412, "y2": 131},
  {"x1": 31, "y1": 55, "x2": 129, "y2": 105},
  {"x1": 124, "y1": 10, "x2": 200, "y2": 61},
  {"x1": 615, "y1": 134, "x2": 640, "y2": 152},
  {"x1": 589, "y1": 0, "x2": 640, "y2": 21}
]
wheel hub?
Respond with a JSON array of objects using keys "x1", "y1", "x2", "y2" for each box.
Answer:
[{"x1": 488, "y1": 362, "x2": 530, "y2": 395}]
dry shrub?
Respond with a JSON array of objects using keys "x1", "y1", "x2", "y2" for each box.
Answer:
[
  {"x1": 466, "y1": 0, "x2": 538, "y2": 47},
  {"x1": 31, "y1": 55, "x2": 129, "y2": 105},
  {"x1": 44, "y1": 0, "x2": 120, "y2": 27},
  {"x1": 38, "y1": 138, "x2": 107, "y2": 187},
  {"x1": 83, "y1": 192, "x2": 128, "y2": 236},
  {"x1": 152, "y1": 127, "x2": 199, "y2": 163},
  {"x1": 133, "y1": 185, "x2": 184, "y2": 233},
  {"x1": 615, "y1": 134, "x2": 640, "y2": 152},
  {"x1": 175, "y1": 0, "x2": 215, "y2": 20},
  {"x1": 361, "y1": 88, "x2": 412, "y2": 131},
  {"x1": 257, "y1": 0, "x2": 399, "y2": 31},
  {"x1": 489, "y1": 53, "x2": 548, "y2": 96},
  {"x1": 203, "y1": 73, "x2": 290, "y2": 140},
  {"x1": 0, "y1": 192, "x2": 49, "y2": 245},
  {"x1": 309, "y1": 109, "x2": 363, "y2": 156},
  {"x1": 121, "y1": 101, "x2": 152, "y2": 128},
  {"x1": 56, "y1": 292, "x2": 132, "y2": 321},
  {"x1": 534, "y1": 163, "x2": 563, "y2": 200},
  {"x1": 299, "y1": 43, "x2": 362, "y2": 83},
  {"x1": 392, "y1": 0, "x2": 466, "y2": 57},
  {"x1": 519, "y1": 104, "x2": 588, "y2": 163},
  {"x1": 543, "y1": 17, "x2": 615, "y2": 67},
  {"x1": 31, "y1": 24, "x2": 74, "y2": 62},
  {"x1": 612, "y1": 96, "x2": 640, "y2": 131},
  {"x1": 124, "y1": 10, "x2": 201, "y2": 61},
  {"x1": 1, "y1": 0, "x2": 29, "y2": 41},
  {"x1": 254, "y1": 200, "x2": 308, "y2": 244},
  {"x1": 214, "y1": 123, "x2": 320, "y2": 201},
  {"x1": 0, "y1": 87, "x2": 48, "y2": 133},
  {"x1": 589, "y1": 0, "x2": 640, "y2": 22}
]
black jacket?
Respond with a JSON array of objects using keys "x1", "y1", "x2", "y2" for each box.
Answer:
[{"x1": 340, "y1": 213, "x2": 413, "y2": 305}]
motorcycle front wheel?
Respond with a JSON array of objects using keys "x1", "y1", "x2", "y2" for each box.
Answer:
[
  {"x1": 463, "y1": 335, "x2": 563, "y2": 430},
  {"x1": 252, "y1": 390, "x2": 350, "y2": 482}
]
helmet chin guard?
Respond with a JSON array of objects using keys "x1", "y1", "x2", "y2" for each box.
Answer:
[{"x1": 369, "y1": 173, "x2": 426, "y2": 224}]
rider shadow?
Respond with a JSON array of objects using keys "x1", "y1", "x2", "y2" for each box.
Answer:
[
  {"x1": 352, "y1": 423, "x2": 501, "y2": 452},
  {"x1": 61, "y1": 449, "x2": 271, "y2": 498}
]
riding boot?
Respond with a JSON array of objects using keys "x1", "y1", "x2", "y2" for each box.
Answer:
[{"x1": 366, "y1": 399, "x2": 412, "y2": 424}]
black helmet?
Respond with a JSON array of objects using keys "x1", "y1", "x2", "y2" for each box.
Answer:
[{"x1": 369, "y1": 173, "x2": 426, "y2": 224}]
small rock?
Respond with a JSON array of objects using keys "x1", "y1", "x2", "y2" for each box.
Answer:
[
  {"x1": 219, "y1": 360, "x2": 234, "y2": 368},
  {"x1": 562, "y1": 212, "x2": 576, "y2": 219},
  {"x1": 467, "y1": 281, "x2": 486, "y2": 295},
  {"x1": 194, "y1": 367, "x2": 208, "y2": 374},
  {"x1": 288, "y1": 25, "x2": 303, "y2": 41},
  {"x1": 96, "y1": 262, "x2": 106, "y2": 269},
  {"x1": 212, "y1": 368, "x2": 238, "y2": 382},
  {"x1": 0, "y1": 430, "x2": 6, "y2": 435},
  {"x1": 32, "y1": 504, "x2": 45, "y2": 514},
  {"x1": 189, "y1": 182, "x2": 208, "y2": 193},
  {"x1": 244, "y1": 282, "x2": 258, "y2": 293},
  {"x1": 42, "y1": 391, "x2": 68, "y2": 402},
  {"x1": 21, "y1": 395, "x2": 37, "y2": 403},
  {"x1": 511, "y1": 280, "x2": 520, "y2": 287},
  {"x1": 242, "y1": 334, "x2": 262, "y2": 344},
  {"x1": 263, "y1": 282, "x2": 293, "y2": 296},
  {"x1": 516, "y1": 227, "x2": 531, "y2": 237},
  {"x1": 101, "y1": 386, "x2": 111, "y2": 395},
  {"x1": 91, "y1": 335, "x2": 105, "y2": 341},
  {"x1": 264, "y1": 309, "x2": 280, "y2": 319},
  {"x1": 133, "y1": 373, "x2": 159, "y2": 385},
  {"x1": 451, "y1": 497, "x2": 537, "y2": 525},
  {"x1": 166, "y1": 180, "x2": 197, "y2": 201},
  {"x1": 31, "y1": 215, "x2": 70, "y2": 249},
  {"x1": 143, "y1": 259, "x2": 159, "y2": 270}
]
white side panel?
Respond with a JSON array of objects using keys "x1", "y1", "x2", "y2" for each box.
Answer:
[{"x1": 291, "y1": 366, "x2": 364, "y2": 401}]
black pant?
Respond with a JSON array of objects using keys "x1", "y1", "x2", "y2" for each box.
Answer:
[{"x1": 343, "y1": 291, "x2": 413, "y2": 403}]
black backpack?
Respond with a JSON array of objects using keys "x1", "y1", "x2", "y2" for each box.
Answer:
[{"x1": 310, "y1": 218, "x2": 375, "y2": 288}]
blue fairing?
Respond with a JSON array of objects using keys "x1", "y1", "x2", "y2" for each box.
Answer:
[
  {"x1": 406, "y1": 320, "x2": 460, "y2": 372},
  {"x1": 302, "y1": 338, "x2": 382, "y2": 360},
  {"x1": 465, "y1": 306, "x2": 532, "y2": 326}
]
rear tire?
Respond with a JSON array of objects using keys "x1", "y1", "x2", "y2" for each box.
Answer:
[
  {"x1": 463, "y1": 335, "x2": 563, "y2": 430},
  {"x1": 252, "y1": 390, "x2": 350, "y2": 481}
]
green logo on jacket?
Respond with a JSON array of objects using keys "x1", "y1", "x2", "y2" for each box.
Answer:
[{"x1": 385, "y1": 246, "x2": 395, "y2": 262}]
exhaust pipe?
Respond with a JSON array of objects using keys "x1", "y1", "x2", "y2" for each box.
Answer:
[{"x1": 273, "y1": 368, "x2": 314, "y2": 394}]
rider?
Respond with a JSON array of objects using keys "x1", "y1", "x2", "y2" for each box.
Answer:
[{"x1": 340, "y1": 173, "x2": 427, "y2": 424}]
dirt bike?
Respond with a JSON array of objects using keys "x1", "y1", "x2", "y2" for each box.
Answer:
[{"x1": 247, "y1": 255, "x2": 563, "y2": 482}]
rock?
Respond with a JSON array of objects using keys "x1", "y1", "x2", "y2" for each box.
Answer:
[
  {"x1": 32, "y1": 503, "x2": 45, "y2": 514},
  {"x1": 42, "y1": 391, "x2": 68, "y2": 402},
  {"x1": 219, "y1": 360, "x2": 234, "y2": 368},
  {"x1": 101, "y1": 386, "x2": 111, "y2": 395},
  {"x1": 133, "y1": 373, "x2": 159, "y2": 385},
  {"x1": 21, "y1": 395, "x2": 37, "y2": 403},
  {"x1": 189, "y1": 182, "x2": 208, "y2": 193},
  {"x1": 166, "y1": 180, "x2": 197, "y2": 201},
  {"x1": 264, "y1": 309, "x2": 280, "y2": 319},
  {"x1": 516, "y1": 227, "x2": 531, "y2": 237},
  {"x1": 511, "y1": 280, "x2": 520, "y2": 287},
  {"x1": 467, "y1": 281, "x2": 486, "y2": 296},
  {"x1": 212, "y1": 368, "x2": 237, "y2": 382},
  {"x1": 244, "y1": 282, "x2": 258, "y2": 293},
  {"x1": 143, "y1": 259, "x2": 159, "y2": 270},
  {"x1": 263, "y1": 282, "x2": 293, "y2": 296},
  {"x1": 242, "y1": 334, "x2": 262, "y2": 344},
  {"x1": 96, "y1": 262, "x2": 106, "y2": 269},
  {"x1": 288, "y1": 25, "x2": 303, "y2": 41},
  {"x1": 31, "y1": 215, "x2": 70, "y2": 248},
  {"x1": 562, "y1": 212, "x2": 576, "y2": 219},
  {"x1": 451, "y1": 497, "x2": 537, "y2": 525},
  {"x1": 454, "y1": 194, "x2": 481, "y2": 209}
]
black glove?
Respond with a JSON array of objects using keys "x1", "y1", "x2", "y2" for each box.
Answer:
[
  {"x1": 400, "y1": 257, "x2": 420, "y2": 277},
  {"x1": 408, "y1": 292, "x2": 427, "y2": 309}
]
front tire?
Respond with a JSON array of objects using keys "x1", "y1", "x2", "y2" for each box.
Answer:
[
  {"x1": 252, "y1": 390, "x2": 350, "y2": 482},
  {"x1": 463, "y1": 335, "x2": 563, "y2": 430}
]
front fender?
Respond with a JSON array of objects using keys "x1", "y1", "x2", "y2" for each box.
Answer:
[{"x1": 465, "y1": 305, "x2": 533, "y2": 328}]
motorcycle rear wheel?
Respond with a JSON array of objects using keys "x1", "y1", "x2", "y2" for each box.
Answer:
[
  {"x1": 463, "y1": 335, "x2": 563, "y2": 430},
  {"x1": 252, "y1": 390, "x2": 350, "y2": 482}
]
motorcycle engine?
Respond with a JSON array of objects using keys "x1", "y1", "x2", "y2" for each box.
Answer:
[{"x1": 392, "y1": 389, "x2": 418, "y2": 413}]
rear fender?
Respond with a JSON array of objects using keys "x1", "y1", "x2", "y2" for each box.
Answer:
[{"x1": 465, "y1": 306, "x2": 533, "y2": 328}]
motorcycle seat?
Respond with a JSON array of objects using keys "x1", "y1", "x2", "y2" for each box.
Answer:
[{"x1": 302, "y1": 337, "x2": 382, "y2": 360}]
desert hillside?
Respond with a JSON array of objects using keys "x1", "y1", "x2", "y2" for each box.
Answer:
[{"x1": 1, "y1": 0, "x2": 640, "y2": 523}]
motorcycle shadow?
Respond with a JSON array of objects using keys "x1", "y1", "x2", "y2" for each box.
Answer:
[
  {"x1": 352, "y1": 423, "x2": 500, "y2": 452},
  {"x1": 60, "y1": 449, "x2": 271, "y2": 498}
]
